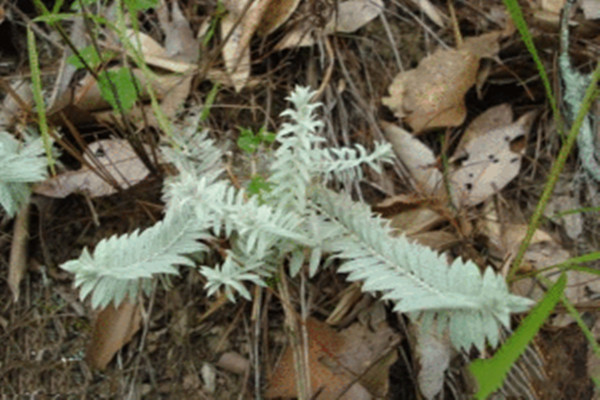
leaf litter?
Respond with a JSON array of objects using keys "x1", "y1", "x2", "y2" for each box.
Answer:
[{"x1": 3, "y1": 0, "x2": 600, "y2": 398}]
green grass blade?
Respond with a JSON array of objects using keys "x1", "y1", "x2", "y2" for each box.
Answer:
[
  {"x1": 469, "y1": 273, "x2": 566, "y2": 399},
  {"x1": 27, "y1": 26, "x2": 55, "y2": 174},
  {"x1": 502, "y1": 0, "x2": 564, "y2": 136},
  {"x1": 201, "y1": 82, "x2": 220, "y2": 122},
  {"x1": 509, "y1": 63, "x2": 600, "y2": 280}
]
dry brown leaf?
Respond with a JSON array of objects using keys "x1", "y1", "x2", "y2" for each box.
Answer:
[
  {"x1": 216, "y1": 352, "x2": 250, "y2": 375},
  {"x1": 220, "y1": 14, "x2": 251, "y2": 92},
  {"x1": 414, "y1": 324, "x2": 452, "y2": 400},
  {"x1": 325, "y1": 0, "x2": 384, "y2": 34},
  {"x1": 479, "y1": 209, "x2": 599, "y2": 328},
  {"x1": 86, "y1": 301, "x2": 142, "y2": 370},
  {"x1": 409, "y1": 230, "x2": 459, "y2": 252},
  {"x1": 124, "y1": 30, "x2": 195, "y2": 73},
  {"x1": 256, "y1": 0, "x2": 301, "y2": 36},
  {"x1": 152, "y1": 0, "x2": 197, "y2": 122},
  {"x1": 539, "y1": 0, "x2": 566, "y2": 14},
  {"x1": 383, "y1": 123, "x2": 442, "y2": 194},
  {"x1": 335, "y1": 320, "x2": 399, "y2": 398},
  {"x1": 389, "y1": 206, "x2": 444, "y2": 236},
  {"x1": 582, "y1": 0, "x2": 600, "y2": 19},
  {"x1": 33, "y1": 139, "x2": 153, "y2": 198},
  {"x1": 265, "y1": 318, "x2": 371, "y2": 399},
  {"x1": 275, "y1": 0, "x2": 383, "y2": 50},
  {"x1": 382, "y1": 32, "x2": 502, "y2": 132},
  {"x1": 448, "y1": 110, "x2": 535, "y2": 207},
  {"x1": 545, "y1": 193, "x2": 583, "y2": 240},
  {"x1": 411, "y1": 0, "x2": 445, "y2": 27},
  {"x1": 373, "y1": 193, "x2": 432, "y2": 217},
  {"x1": 0, "y1": 80, "x2": 33, "y2": 130},
  {"x1": 453, "y1": 103, "x2": 513, "y2": 156},
  {"x1": 221, "y1": 0, "x2": 271, "y2": 91},
  {"x1": 274, "y1": 19, "x2": 315, "y2": 50},
  {"x1": 157, "y1": 0, "x2": 198, "y2": 62},
  {"x1": 48, "y1": 17, "x2": 86, "y2": 112}
]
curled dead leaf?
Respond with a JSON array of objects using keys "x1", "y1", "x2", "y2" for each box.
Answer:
[
  {"x1": 265, "y1": 318, "x2": 372, "y2": 399},
  {"x1": 448, "y1": 110, "x2": 536, "y2": 207},
  {"x1": 382, "y1": 32, "x2": 502, "y2": 132},
  {"x1": 33, "y1": 139, "x2": 154, "y2": 198},
  {"x1": 86, "y1": 301, "x2": 142, "y2": 370},
  {"x1": 383, "y1": 122, "x2": 442, "y2": 195}
]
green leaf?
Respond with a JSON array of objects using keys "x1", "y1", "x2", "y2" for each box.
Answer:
[
  {"x1": 98, "y1": 67, "x2": 140, "y2": 112},
  {"x1": 257, "y1": 126, "x2": 276, "y2": 143},
  {"x1": 67, "y1": 45, "x2": 114, "y2": 69},
  {"x1": 247, "y1": 175, "x2": 272, "y2": 196},
  {"x1": 124, "y1": 0, "x2": 157, "y2": 12},
  {"x1": 70, "y1": 0, "x2": 95, "y2": 10},
  {"x1": 469, "y1": 273, "x2": 566, "y2": 399},
  {"x1": 27, "y1": 26, "x2": 55, "y2": 173},
  {"x1": 201, "y1": 83, "x2": 220, "y2": 122},
  {"x1": 237, "y1": 128, "x2": 260, "y2": 154}
]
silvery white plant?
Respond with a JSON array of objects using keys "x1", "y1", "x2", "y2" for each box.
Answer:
[
  {"x1": 0, "y1": 131, "x2": 48, "y2": 217},
  {"x1": 55, "y1": 86, "x2": 533, "y2": 351}
]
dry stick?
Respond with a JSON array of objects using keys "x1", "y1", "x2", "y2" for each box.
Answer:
[
  {"x1": 277, "y1": 265, "x2": 311, "y2": 400},
  {"x1": 8, "y1": 203, "x2": 31, "y2": 302},
  {"x1": 250, "y1": 285, "x2": 263, "y2": 400},
  {"x1": 508, "y1": 64, "x2": 600, "y2": 281},
  {"x1": 127, "y1": 281, "x2": 157, "y2": 399}
]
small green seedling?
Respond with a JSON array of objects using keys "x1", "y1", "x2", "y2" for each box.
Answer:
[{"x1": 237, "y1": 126, "x2": 276, "y2": 154}]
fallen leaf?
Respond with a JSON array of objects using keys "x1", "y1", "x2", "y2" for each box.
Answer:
[
  {"x1": 48, "y1": 16, "x2": 86, "y2": 112},
  {"x1": 539, "y1": 0, "x2": 566, "y2": 14},
  {"x1": 408, "y1": 230, "x2": 459, "y2": 251},
  {"x1": 415, "y1": 324, "x2": 452, "y2": 400},
  {"x1": 382, "y1": 32, "x2": 502, "y2": 132},
  {"x1": 479, "y1": 209, "x2": 600, "y2": 327},
  {"x1": 411, "y1": 0, "x2": 445, "y2": 27},
  {"x1": 389, "y1": 206, "x2": 444, "y2": 236},
  {"x1": 124, "y1": 30, "x2": 195, "y2": 74},
  {"x1": 0, "y1": 80, "x2": 33, "y2": 130},
  {"x1": 265, "y1": 317, "x2": 371, "y2": 399},
  {"x1": 256, "y1": 0, "x2": 301, "y2": 36},
  {"x1": 453, "y1": 103, "x2": 513, "y2": 156},
  {"x1": 448, "y1": 110, "x2": 535, "y2": 207},
  {"x1": 275, "y1": 0, "x2": 384, "y2": 50},
  {"x1": 545, "y1": 193, "x2": 583, "y2": 240},
  {"x1": 325, "y1": 0, "x2": 384, "y2": 34},
  {"x1": 383, "y1": 122, "x2": 442, "y2": 194},
  {"x1": 153, "y1": 0, "x2": 198, "y2": 122},
  {"x1": 582, "y1": 0, "x2": 600, "y2": 20},
  {"x1": 201, "y1": 363, "x2": 217, "y2": 393},
  {"x1": 336, "y1": 320, "x2": 399, "y2": 398},
  {"x1": 221, "y1": 0, "x2": 270, "y2": 91},
  {"x1": 274, "y1": 18, "x2": 316, "y2": 50},
  {"x1": 216, "y1": 351, "x2": 250, "y2": 375},
  {"x1": 86, "y1": 301, "x2": 142, "y2": 370},
  {"x1": 33, "y1": 139, "x2": 153, "y2": 198}
]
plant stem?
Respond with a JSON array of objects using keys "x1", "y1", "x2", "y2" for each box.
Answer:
[{"x1": 508, "y1": 64, "x2": 600, "y2": 281}]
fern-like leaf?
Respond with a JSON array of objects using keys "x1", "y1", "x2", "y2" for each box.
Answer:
[
  {"x1": 311, "y1": 188, "x2": 533, "y2": 351},
  {"x1": 0, "y1": 132, "x2": 47, "y2": 216},
  {"x1": 61, "y1": 210, "x2": 211, "y2": 308}
]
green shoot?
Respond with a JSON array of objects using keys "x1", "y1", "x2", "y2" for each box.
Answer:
[
  {"x1": 469, "y1": 274, "x2": 566, "y2": 399},
  {"x1": 27, "y1": 26, "x2": 55, "y2": 174},
  {"x1": 237, "y1": 126, "x2": 275, "y2": 154}
]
